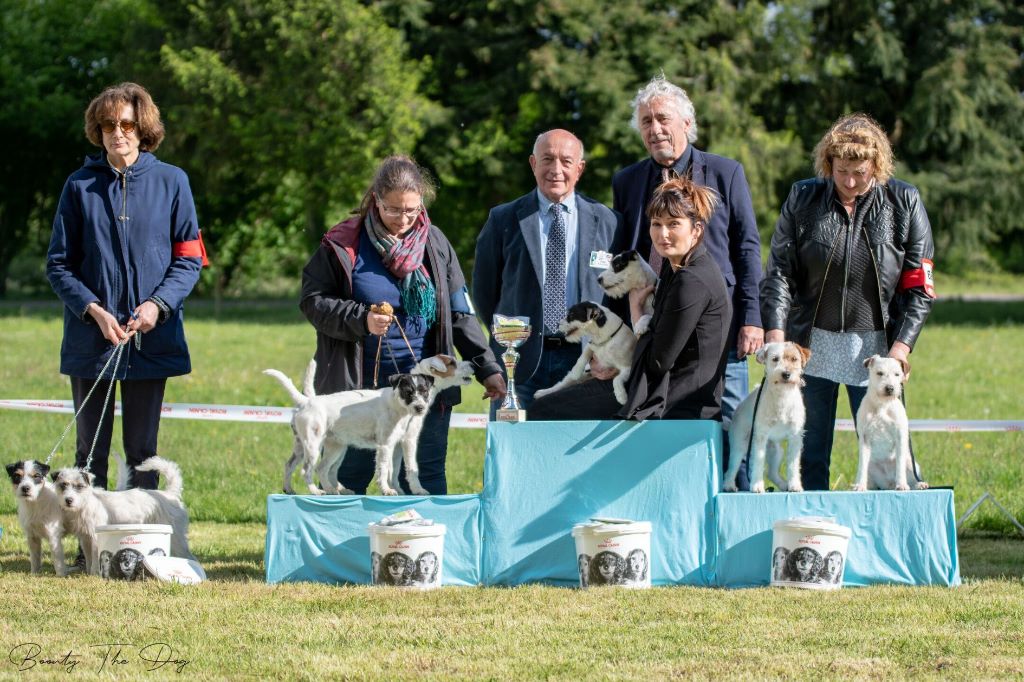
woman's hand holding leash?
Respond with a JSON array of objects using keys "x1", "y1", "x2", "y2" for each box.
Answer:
[
  {"x1": 368, "y1": 302, "x2": 394, "y2": 336},
  {"x1": 86, "y1": 302, "x2": 135, "y2": 345}
]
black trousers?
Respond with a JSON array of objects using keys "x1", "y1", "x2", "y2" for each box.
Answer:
[
  {"x1": 528, "y1": 378, "x2": 623, "y2": 421},
  {"x1": 70, "y1": 376, "x2": 167, "y2": 490}
]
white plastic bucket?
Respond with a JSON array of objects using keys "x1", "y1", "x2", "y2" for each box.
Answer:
[
  {"x1": 368, "y1": 523, "x2": 447, "y2": 588},
  {"x1": 771, "y1": 517, "x2": 852, "y2": 590},
  {"x1": 95, "y1": 524, "x2": 172, "y2": 581},
  {"x1": 572, "y1": 521, "x2": 652, "y2": 588}
]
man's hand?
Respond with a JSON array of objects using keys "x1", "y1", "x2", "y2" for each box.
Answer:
[
  {"x1": 764, "y1": 329, "x2": 785, "y2": 345},
  {"x1": 735, "y1": 325, "x2": 764, "y2": 358},
  {"x1": 589, "y1": 357, "x2": 619, "y2": 381},
  {"x1": 481, "y1": 373, "x2": 507, "y2": 401},
  {"x1": 127, "y1": 300, "x2": 160, "y2": 334},
  {"x1": 86, "y1": 303, "x2": 131, "y2": 345}
]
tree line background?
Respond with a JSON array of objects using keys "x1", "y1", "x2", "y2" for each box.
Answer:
[{"x1": 1, "y1": 0, "x2": 1021, "y2": 300}]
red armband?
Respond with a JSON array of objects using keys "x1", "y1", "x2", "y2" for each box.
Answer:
[
  {"x1": 172, "y1": 230, "x2": 210, "y2": 267},
  {"x1": 898, "y1": 258, "x2": 935, "y2": 298}
]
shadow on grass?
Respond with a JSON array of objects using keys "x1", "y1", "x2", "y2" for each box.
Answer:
[
  {"x1": 958, "y1": 534, "x2": 1024, "y2": 581},
  {"x1": 0, "y1": 299, "x2": 305, "y2": 325}
]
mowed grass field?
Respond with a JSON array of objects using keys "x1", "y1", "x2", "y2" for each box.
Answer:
[{"x1": 1, "y1": 299, "x2": 1023, "y2": 679}]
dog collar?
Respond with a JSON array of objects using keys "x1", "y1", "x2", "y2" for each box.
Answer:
[{"x1": 589, "y1": 320, "x2": 626, "y2": 347}]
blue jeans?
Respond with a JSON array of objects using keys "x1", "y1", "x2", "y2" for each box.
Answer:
[
  {"x1": 490, "y1": 344, "x2": 581, "y2": 418},
  {"x1": 800, "y1": 374, "x2": 867, "y2": 490},
  {"x1": 335, "y1": 401, "x2": 453, "y2": 495},
  {"x1": 721, "y1": 350, "x2": 751, "y2": 490}
]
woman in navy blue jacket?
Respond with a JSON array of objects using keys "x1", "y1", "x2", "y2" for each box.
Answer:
[{"x1": 46, "y1": 82, "x2": 205, "y2": 490}]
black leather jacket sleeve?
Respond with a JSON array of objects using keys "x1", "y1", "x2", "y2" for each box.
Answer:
[{"x1": 886, "y1": 183, "x2": 935, "y2": 348}]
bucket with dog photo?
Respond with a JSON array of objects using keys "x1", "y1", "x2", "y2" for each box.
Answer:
[
  {"x1": 770, "y1": 517, "x2": 851, "y2": 590},
  {"x1": 572, "y1": 519, "x2": 652, "y2": 588},
  {"x1": 368, "y1": 517, "x2": 446, "y2": 589},
  {"x1": 95, "y1": 524, "x2": 173, "y2": 581}
]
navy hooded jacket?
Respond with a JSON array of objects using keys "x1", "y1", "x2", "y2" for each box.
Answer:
[{"x1": 47, "y1": 151, "x2": 202, "y2": 379}]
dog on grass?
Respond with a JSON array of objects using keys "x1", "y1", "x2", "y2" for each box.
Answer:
[
  {"x1": 533, "y1": 302, "x2": 635, "y2": 404},
  {"x1": 853, "y1": 355, "x2": 928, "y2": 491},
  {"x1": 724, "y1": 341, "x2": 811, "y2": 494},
  {"x1": 52, "y1": 457, "x2": 195, "y2": 575},
  {"x1": 597, "y1": 250, "x2": 658, "y2": 335},
  {"x1": 6, "y1": 460, "x2": 67, "y2": 576},
  {"x1": 268, "y1": 356, "x2": 476, "y2": 495}
]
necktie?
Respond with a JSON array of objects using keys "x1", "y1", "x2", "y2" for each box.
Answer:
[
  {"x1": 544, "y1": 203, "x2": 567, "y2": 335},
  {"x1": 648, "y1": 167, "x2": 675, "y2": 273}
]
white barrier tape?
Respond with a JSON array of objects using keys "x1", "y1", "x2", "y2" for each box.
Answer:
[{"x1": 2, "y1": 399, "x2": 1022, "y2": 432}]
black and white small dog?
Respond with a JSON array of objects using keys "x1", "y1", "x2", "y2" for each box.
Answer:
[
  {"x1": 265, "y1": 366, "x2": 435, "y2": 496},
  {"x1": 5, "y1": 460, "x2": 67, "y2": 576},
  {"x1": 597, "y1": 250, "x2": 658, "y2": 335},
  {"x1": 52, "y1": 457, "x2": 195, "y2": 575},
  {"x1": 533, "y1": 302, "x2": 635, "y2": 404}
]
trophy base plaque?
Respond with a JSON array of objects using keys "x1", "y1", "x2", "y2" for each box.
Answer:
[{"x1": 496, "y1": 408, "x2": 527, "y2": 423}]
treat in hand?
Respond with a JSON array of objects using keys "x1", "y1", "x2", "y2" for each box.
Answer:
[{"x1": 371, "y1": 302, "x2": 394, "y2": 317}]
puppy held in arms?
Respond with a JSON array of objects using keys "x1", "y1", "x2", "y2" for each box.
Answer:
[
  {"x1": 724, "y1": 341, "x2": 811, "y2": 494},
  {"x1": 853, "y1": 355, "x2": 928, "y2": 491},
  {"x1": 597, "y1": 250, "x2": 657, "y2": 335},
  {"x1": 532, "y1": 302, "x2": 636, "y2": 404}
]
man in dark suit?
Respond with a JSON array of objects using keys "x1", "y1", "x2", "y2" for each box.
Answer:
[
  {"x1": 474, "y1": 129, "x2": 626, "y2": 412},
  {"x1": 613, "y1": 75, "x2": 763, "y2": 488}
]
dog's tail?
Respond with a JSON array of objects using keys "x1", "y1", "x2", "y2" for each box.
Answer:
[
  {"x1": 135, "y1": 457, "x2": 185, "y2": 499},
  {"x1": 263, "y1": 368, "x2": 310, "y2": 407},
  {"x1": 301, "y1": 359, "x2": 317, "y2": 399},
  {"x1": 112, "y1": 453, "x2": 130, "y2": 491}
]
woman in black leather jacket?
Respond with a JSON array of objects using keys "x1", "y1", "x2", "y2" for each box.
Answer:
[{"x1": 760, "y1": 113, "x2": 936, "y2": 490}]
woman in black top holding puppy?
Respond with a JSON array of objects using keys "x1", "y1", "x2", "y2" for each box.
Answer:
[{"x1": 530, "y1": 177, "x2": 732, "y2": 421}]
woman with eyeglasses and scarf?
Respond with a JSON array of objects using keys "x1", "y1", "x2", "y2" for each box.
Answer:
[
  {"x1": 300, "y1": 155, "x2": 506, "y2": 495},
  {"x1": 47, "y1": 82, "x2": 206, "y2": 494}
]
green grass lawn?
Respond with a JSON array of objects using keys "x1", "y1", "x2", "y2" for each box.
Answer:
[{"x1": 2, "y1": 300, "x2": 1023, "y2": 679}]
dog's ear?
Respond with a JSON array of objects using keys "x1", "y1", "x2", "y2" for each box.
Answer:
[
  {"x1": 898, "y1": 358, "x2": 911, "y2": 381},
  {"x1": 593, "y1": 307, "x2": 607, "y2": 326},
  {"x1": 797, "y1": 344, "x2": 812, "y2": 367},
  {"x1": 5, "y1": 461, "x2": 21, "y2": 481},
  {"x1": 428, "y1": 356, "x2": 447, "y2": 374},
  {"x1": 50, "y1": 470, "x2": 61, "y2": 483},
  {"x1": 420, "y1": 375, "x2": 435, "y2": 387},
  {"x1": 863, "y1": 355, "x2": 878, "y2": 369},
  {"x1": 388, "y1": 374, "x2": 404, "y2": 388},
  {"x1": 37, "y1": 462, "x2": 51, "y2": 477},
  {"x1": 83, "y1": 471, "x2": 94, "y2": 487},
  {"x1": 755, "y1": 345, "x2": 769, "y2": 365}
]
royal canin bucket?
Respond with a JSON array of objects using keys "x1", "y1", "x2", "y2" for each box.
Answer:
[
  {"x1": 368, "y1": 523, "x2": 446, "y2": 588},
  {"x1": 572, "y1": 521, "x2": 652, "y2": 588},
  {"x1": 771, "y1": 517, "x2": 851, "y2": 589},
  {"x1": 94, "y1": 524, "x2": 172, "y2": 581}
]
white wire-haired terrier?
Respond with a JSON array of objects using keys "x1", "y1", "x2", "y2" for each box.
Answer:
[
  {"x1": 853, "y1": 355, "x2": 928, "y2": 491},
  {"x1": 533, "y1": 302, "x2": 636, "y2": 404},
  {"x1": 597, "y1": 250, "x2": 658, "y2": 335},
  {"x1": 724, "y1": 341, "x2": 812, "y2": 494},
  {"x1": 52, "y1": 457, "x2": 195, "y2": 575},
  {"x1": 6, "y1": 460, "x2": 67, "y2": 576},
  {"x1": 265, "y1": 362, "x2": 437, "y2": 496}
]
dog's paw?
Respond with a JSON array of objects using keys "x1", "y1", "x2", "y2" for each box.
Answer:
[
  {"x1": 850, "y1": 482, "x2": 867, "y2": 492},
  {"x1": 914, "y1": 481, "x2": 930, "y2": 490},
  {"x1": 411, "y1": 486, "x2": 429, "y2": 496},
  {"x1": 751, "y1": 481, "x2": 766, "y2": 494},
  {"x1": 787, "y1": 481, "x2": 804, "y2": 493},
  {"x1": 613, "y1": 386, "x2": 628, "y2": 405},
  {"x1": 634, "y1": 315, "x2": 651, "y2": 336},
  {"x1": 533, "y1": 387, "x2": 553, "y2": 400},
  {"x1": 334, "y1": 485, "x2": 356, "y2": 495},
  {"x1": 895, "y1": 482, "x2": 910, "y2": 491},
  {"x1": 308, "y1": 485, "x2": 325, "y2": 495},
  {"x1": 380, "y1": 486, "x2": 400, "y2": 496},
  {"x1": 722, "y1": 482, "x2": 739, "y2": 493}
]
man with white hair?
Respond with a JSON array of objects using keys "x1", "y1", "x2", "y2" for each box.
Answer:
[
  {"x1": 613, "y1": 75, "x2": 763, "y2": 489},
  {"x1": 474, "y1": 129, "x2": 626, "y2": 412}
]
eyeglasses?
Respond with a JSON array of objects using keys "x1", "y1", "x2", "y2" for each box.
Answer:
[
  {"x1": 377, "y1": 201, "x2": 422, "y2": 219},
  {"x1": 100, "y1": 119, "x2": 137, "y2": 135}
]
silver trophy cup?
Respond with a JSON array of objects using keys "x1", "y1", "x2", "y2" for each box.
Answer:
[{"x1": 492, "y1": 315, "x2": 532, "y2": 422}]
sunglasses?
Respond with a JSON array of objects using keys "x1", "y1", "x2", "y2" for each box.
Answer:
[{"x1": 100, "y1": 119, "x2": 137, "y2": 135}]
